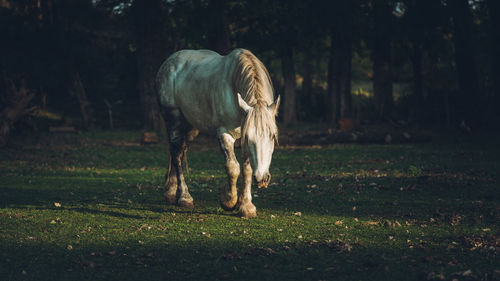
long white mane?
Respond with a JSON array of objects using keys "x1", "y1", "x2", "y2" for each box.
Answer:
[{"x1": 231, "y1": 50, "x2": 278, "y2": 147}]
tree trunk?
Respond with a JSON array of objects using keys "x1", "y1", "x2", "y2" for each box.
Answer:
[
  {"x1": 337, "y1": 7, "x2": 353, "y2": 119},
  {"x1": 281, "y1": 46, "x2": 297, "y2": 126},
  {"x1": 450, "y1": 0, "x2": 481, "y2": 125},
  {"x1": 70, "y1": 71, "x2": 94, "y2": 130},
  {"x1": 339, "y1": 46, "x2": 352, "y2": 119},
  {"x1": 328, "y1": 10, "x2": 353, "y2": 126},
  {"x1": 40, "y1": 0, "x2": 54, "y2": 26},
  {"x1": 300, "y1": 52, "x2": 313, "y2": 120},
  {"x1": 487, "y1": 0, "x2": 500, "y2": 120},
  {"x1": 410, "y1": 44, "x2": 424, "y2": 120},
  {"x1": 302, "y1": 54, "x2": 312, "y2": 99},
  {"x1": 327, "y1": 29, "x2": 340, "y2": 124},
  {"x1": 372, "y1": 0, "x2": 393, "y2": 120},
  {"x1": 404, "y1": 0, "x2": 427, "y2": 122},
  {"x1": 131, "y1": 0, "x2": 166, "y2": 132},
  {"x1": 103, "y1": 99, "x2": 113, "y2": 129}
]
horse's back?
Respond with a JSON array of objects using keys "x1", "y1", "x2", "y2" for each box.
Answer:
[
  {"x1": 157, "y1": 49, "x2": 241, "y2": 131},
  {"x1": 167, "y1": 49, "x2": 222, "y2": 70},
  {"x1": 157, "y1": 50, "x2": 218, "y2": 106}
]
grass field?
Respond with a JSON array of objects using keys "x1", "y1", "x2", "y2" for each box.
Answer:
[{"x1": 1, "y1": 130, "x2": 499, "y2": 280}]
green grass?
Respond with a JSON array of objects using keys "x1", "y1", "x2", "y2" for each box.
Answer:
[{"x1": 1, "y1": 130, "x2": 499, "y2": 280}]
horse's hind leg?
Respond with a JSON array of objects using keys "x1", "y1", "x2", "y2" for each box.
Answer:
[
  {"x1": 164, "y1": 129, "x2": 199, "y2": 204},
  {"x1": 217, "y1": 128, "x2": 239, "y2": 211},
  {"x1": 164, "y1": 108, "x2": 194, "y2": 208},
  {"x1": 164, "y1": 156, "x2": 177, "y2": 204}
]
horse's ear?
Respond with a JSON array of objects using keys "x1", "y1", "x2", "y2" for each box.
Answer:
[
  {"x1": 268, "y1": 95, "x2": 280, "y2": 116},
  {"x1": 237, "y1": 93, "x2": 251, "y2": 113}
]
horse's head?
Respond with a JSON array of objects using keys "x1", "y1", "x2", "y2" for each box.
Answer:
[{"x1": 238, "y1": 93, "x2": 280, "y2": 188}]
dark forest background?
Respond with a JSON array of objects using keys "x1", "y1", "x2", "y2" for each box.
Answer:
[{"x1": 1, "y1": 0, "x2": 499, "y2": 146}]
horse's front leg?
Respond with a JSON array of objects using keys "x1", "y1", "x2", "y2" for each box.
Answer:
[
  {"x1": 238, "y1": 157, "x2": 256, "y2": 218},
  {"x1": 218, "y1": 129, "x2": 239, "y2": 211}
]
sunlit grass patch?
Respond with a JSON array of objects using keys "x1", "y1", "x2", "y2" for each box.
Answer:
[{"x1": 0, "y1": 130, "x2": 499, "y2": 280}]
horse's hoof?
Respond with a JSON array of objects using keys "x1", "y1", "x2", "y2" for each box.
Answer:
[
  {"x1": 220, "y1": 200, "x2": 237, "y2": 211},
  {"x1": 238, "y1": 204, "x2": 257, "y2": 218},
  {"x1": 177, "y1": 197, "x2": 194, "y2": 209},
  {"x1": 164, "y1": 192, "x2": 177, "y2": 205},
  {"x1": 220, "y1": 194, "x2": 238, "y2": 211}
]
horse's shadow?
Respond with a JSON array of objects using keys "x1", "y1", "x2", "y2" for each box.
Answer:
[{"x1": 159, "y1": 205, "x2": 241, "y2": 218}]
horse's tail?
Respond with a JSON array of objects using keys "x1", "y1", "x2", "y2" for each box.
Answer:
[
  {"x1": 183, "y1": 151, "x2": 189, "y2": 181},
  {"x1": 165, "y1": 154, "x2": 172, "y2": 186}
]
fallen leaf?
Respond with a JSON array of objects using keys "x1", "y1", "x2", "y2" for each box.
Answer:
[
  {"x1": 462, "y1": 269, "x2": 472, "y2": 276},
  {"x1": 325, "y1": 239, "x2": 353, "y2": 252},
  {"x1": 426, "y1": 272, "x2": 445, "y2": 280}
]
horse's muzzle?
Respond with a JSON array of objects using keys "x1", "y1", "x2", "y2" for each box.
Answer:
[{"x1": 255, "y1": 173, "x2": 271, "y2": 189}]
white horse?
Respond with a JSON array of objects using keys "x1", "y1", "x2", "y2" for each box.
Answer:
[{"x1": 156, "y1": 48, "x2": 280, "y2": 218}]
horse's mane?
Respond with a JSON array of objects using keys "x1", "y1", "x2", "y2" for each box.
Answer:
[
  {"x1": 231, "y1": 49, "x2": 278, "y2": 148},
  {"x1": 232, "y1": 49, "x2": 274, "y2": 106}
]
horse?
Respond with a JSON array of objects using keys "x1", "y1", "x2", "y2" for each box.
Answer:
[{"x1": 156, "y1": 48, "x2": 280, "y2": 218}]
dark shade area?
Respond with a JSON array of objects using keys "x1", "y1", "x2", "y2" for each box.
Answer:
[{"x1": 1, "y1": 0, "x2": 499, "y2": 146}]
